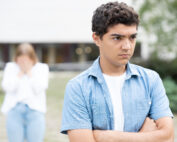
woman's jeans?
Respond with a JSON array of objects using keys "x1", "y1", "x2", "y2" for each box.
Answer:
[{"x1": 6, "y1": 103, "x2": 45, "y2": 142}]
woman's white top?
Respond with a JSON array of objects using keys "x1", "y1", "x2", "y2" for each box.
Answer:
[
  {"x1": 1, "y1": 62, "x2": 49, "y2": 114},
  {"x1": 103, "y1": 72, "x2": 126, "y2": 131}
]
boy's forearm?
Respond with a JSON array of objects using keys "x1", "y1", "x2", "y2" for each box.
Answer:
[
  {"x1": 93, "y1": 117, "x2": 174, "y2": 142},
  {"x1": 93, "y1": 129, "x2": 173, "y2": 142}
]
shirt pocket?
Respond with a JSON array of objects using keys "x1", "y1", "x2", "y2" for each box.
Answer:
[{"x1": 136, "y1": 98, "x2": 151, "y2": 115}]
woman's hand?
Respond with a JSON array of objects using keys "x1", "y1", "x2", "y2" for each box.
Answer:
[{"x1": 16, "y1": 55, "x2": 33, "y2": 74}]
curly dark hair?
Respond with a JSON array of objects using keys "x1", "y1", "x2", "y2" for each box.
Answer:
[{"x1": 92, "y1": 2, "x2": 139, "y2": 38}]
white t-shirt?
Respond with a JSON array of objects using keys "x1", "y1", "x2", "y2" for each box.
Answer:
[{"x1": 103, "y1": 72, "x2": 126, "y2": 131}]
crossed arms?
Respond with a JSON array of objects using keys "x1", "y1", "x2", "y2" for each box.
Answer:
[{"x1": 68, "y1": 117, "x2": 174, "y2": 142}]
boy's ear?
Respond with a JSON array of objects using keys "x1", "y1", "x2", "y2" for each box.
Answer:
[{"x1": 92, "y1": 32, "x2": 101, "y2": 47}]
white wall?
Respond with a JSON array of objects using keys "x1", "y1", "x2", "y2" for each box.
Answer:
[{"x1": 0, "y1": 0, "x2": 133, "y2": 43}]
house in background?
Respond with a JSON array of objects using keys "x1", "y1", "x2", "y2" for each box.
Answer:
[{"x1": 0, "y1": 0, "x2": 145, "y2": 70}]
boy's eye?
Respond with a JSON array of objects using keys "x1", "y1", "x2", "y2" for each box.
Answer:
[
  {"x1": 113, "y1": 36, "x2": 121, "y2": 41},
  {"x1": 130, "y1": 35, "x2": 137, "y2": 40}
]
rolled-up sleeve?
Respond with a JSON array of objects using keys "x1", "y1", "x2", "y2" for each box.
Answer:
[
  {"x1": 61, "y1": 80, "x2": 92, "y2": 134},
  {"x1": 149, "y1": 72, "x2": 173, "y2": 120}
]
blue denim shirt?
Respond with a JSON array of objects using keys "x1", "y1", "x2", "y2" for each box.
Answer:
[{"x1": 61, "y1": 58, "x2": 173, "y2": 134}]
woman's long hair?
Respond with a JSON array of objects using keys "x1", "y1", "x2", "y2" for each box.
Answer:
[{"x1": 14, "y1": 43, "x2": 38, "y2": 65}]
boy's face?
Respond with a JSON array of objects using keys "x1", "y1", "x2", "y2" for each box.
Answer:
[{"x1": 93, "y1": 24, "x2": 137, "y2": 67}]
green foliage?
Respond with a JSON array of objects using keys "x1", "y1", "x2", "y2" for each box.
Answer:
[
  {"x1": 139, "y1": 0, "x2": 177, "y2": 51},
  {"x1": 163, "y1": 77, "x2": 177, "y2": 113},
  {"x1": 138, "y1": 57, "x2": 177, "y2": 81}
]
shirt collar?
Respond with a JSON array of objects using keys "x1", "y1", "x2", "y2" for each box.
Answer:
[
  {"x1": 88, "y1": 57, "x2": 141, "y2": 82},
  {"x1": 88, "y1": 57, "x2": 103, "y2": 83},
  {"x1": 126, "y1": 62, "x2": 141, "y2": 79}
]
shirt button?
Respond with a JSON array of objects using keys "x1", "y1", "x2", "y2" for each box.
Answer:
[{"x1": 149, "y1": 101, "x2": 151, "y2": 105}]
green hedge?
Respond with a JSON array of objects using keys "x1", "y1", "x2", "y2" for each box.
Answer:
[
  {"x1": 163, "y1": 77, "x2": 177, "y2": 113},
  {"x1": 144, "y1": 57, "x2": 177, "y2": 81}
]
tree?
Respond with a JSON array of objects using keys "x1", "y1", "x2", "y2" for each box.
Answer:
[{"x1": 138, "y1": 0, "x2": 177, "y2": 56}]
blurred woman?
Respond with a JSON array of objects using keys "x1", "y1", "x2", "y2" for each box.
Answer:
[{"x1": 1, "y1": 43, "x2": 49, "y2": 142}]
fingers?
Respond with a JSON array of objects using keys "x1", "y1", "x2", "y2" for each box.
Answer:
[
  {"x1": 139, "y1": 117, "x2": 158, "y2": 132},
  {"x1": 17, "y1": 58, "x2": 33, "y2": 73},
  {"x1": 146, "y1": 117, "x2": 157, "y2": 126}
]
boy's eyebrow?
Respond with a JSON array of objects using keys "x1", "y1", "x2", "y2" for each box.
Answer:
[
  {"x1": 130, "y1": 33, "x2": 138, "y2": 36},
  {"x1": 110, "y1": 33, "x2": 138, "y2": 37},
  {"x1": 110, "y1": 34, "x2": 124, "y2": 37}
]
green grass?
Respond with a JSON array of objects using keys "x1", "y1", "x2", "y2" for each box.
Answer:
[
  {"x1": 46, "y1": 72, "x2": 79, "y2": 109},
  {"x1": 0, "y1": 94, "x2": 4, "y2": 107}
]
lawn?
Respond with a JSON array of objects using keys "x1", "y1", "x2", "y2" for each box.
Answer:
[{"x1": 0, "y1": 72, "x2": 176, "y2": 142}]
